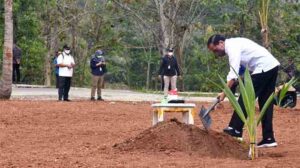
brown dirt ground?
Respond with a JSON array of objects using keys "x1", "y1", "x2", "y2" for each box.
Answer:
[{"x1": 0, "y1": 100, "x2": 299, "y2": 168}]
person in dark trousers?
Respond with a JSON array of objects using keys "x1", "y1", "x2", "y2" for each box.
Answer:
[
  {"x1": 207, "y1": 34, "x2": 280, "y2": 148},
  {"x1": 57, "y1": 45, "x2": 75, "y2": 101},
  {"x1": 282, "y1": 58, "x2": 296, "y2": 82},
  {"x1": 53, "y1": 51, "x2": 61, "y2": 88},
  {"x1": 158, "y1": 48, "x2": 181, "y2": 96},
  {"x1": 12, "y1": 44, "x2": 22, "y2": 83},
  {"x1": 90, "y1": 50, "x2": 107, "y2": 101}
]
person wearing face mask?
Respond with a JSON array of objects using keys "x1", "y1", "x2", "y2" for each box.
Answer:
[
  {"x1": 90, "y1": 50, "x2": 107, "y2": 101},
  {"x1": 207, "y1": 34, "x2": 280, "y2": 148},
  {"x1": 56, "y1": 45, "x2": 75, "y2": 101},
  {"x1": 158, "y1": 48, "x2": 181, "y2": 96}
]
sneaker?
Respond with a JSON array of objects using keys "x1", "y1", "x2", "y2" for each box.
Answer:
[
  {"x1": 91, "y1": 97, "x2": 95, "y2": 101},
  {"x1": 97, "y1": 97, "x2": 104, "y2": 101},
  {"x1": 257, "y1": 138, "x2": 278, "y2": 148},
  {"x1": 223, "y1": 127, "x2": 243, "y2": 141},
  {"x1": 64, "y1": 99, "x2": 71, "y2": 102}
]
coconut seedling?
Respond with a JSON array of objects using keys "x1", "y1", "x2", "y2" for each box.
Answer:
[
  {"x1": 218, "y1": 67, "x2": 275, "y2": 160},
  {"x1": 275, "y1": 77, "x2": 297, "y2": 108}
]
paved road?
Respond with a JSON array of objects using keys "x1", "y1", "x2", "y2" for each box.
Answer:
[{"x1": 11, "y1": 85, "x2": 216, "y2": 102}]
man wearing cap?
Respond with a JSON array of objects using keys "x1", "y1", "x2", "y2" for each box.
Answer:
[
  {"x1": 90, "y1": 50, "x2": 107, "y2": 101},
  {"x1": 158, "y1": 48, "x2": 181, "y2": 96},
  {"x1": 57, "y1": 45, "x2": 75, "y2": 101},
  {"x1": 207, "y1": 34, "x2": 280, "y2": 148}
]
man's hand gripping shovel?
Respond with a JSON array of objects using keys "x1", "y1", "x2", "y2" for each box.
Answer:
[{"x1": 198, "y1": 97, "x2": 220, "y2": 131}]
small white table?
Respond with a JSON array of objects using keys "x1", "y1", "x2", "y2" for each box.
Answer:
[{"x1": 151, "y1": 103, "x2": 196, "y2": 125}]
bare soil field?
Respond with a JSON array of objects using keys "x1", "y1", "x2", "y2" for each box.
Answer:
[{"x1": 0, "y1": 100, "x2": 299, "y2": 167}]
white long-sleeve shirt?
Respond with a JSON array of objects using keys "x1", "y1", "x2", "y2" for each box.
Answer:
[{"x1": 225, "y1": 37, "x2": 280, "y2": 81}]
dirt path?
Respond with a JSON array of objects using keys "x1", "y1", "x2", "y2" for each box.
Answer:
[{"x1": 11, "y1": 85, "x2": 216, "y2": 102}]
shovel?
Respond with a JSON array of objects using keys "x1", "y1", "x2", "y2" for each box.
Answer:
[{"x1": 199, "y1": 97, "x2": 220, "y2": 131}]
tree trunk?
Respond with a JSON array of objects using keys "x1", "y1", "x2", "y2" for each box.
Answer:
[
  {"x1": 44, "y1": 45, "x2": 52, "y2": 87},
  {"x1": 0, "y1": 0, "x2": 13, "y2": 99},
  {"x1": 44, "y1": 1, "x2": 52, "y2": 87},
  {"x1": 156, "y1": 0, "x2": 169, "y2": 53},
  {"x1": 262, "y1": 30, "x2": 270, "y2": 50},
  {"x1": 44, "y1": 28, "x2": 52, "y2": 87},
  {"x1": 259, "y1": 0, "x2": 270, "y2": 50}
]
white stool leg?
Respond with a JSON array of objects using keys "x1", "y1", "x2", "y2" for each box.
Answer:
[
  {"x1": 188, "y1": 109, "x2": 194, "y2": 124},
  {"x1": 182, "y1": 112, "x2": 188, "y2": 124},
  {"x1": 152, "y1": 111, "x2": 158, "y2": 125},
  {"x1": 153, "y1": 109, "x2": 164, "y2": 125},
  {"x1": 157, "y1": 109, "x2": 164, "y2": 122}
]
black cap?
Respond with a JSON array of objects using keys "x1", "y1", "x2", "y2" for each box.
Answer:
[
  {"x1": 167, "y1": 48, "x2": 173, "y2": 52},
  {"x1": 63, "y1": 44, "x2": 70, "y2": 50}
]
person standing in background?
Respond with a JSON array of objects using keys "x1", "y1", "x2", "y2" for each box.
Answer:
[
  {"x1": 283, "y1": 58, "x2": 296, "y2": 82},
  {"x1": 12, "y1": 44, "x2": 22, "y2": 83},
  {"x1": 158, "y1": 48, "x2": 181, "y2": 96},
  {"x1": 90, "y1": 50, "x2": 107, "y2": 101},
  {"x1": 57, "y1": 45, "x2": 75, "y2": 101}
]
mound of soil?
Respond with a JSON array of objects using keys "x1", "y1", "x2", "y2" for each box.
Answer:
[{"x1": 114, "y1": 118, "x2": 248, "y2": 159}]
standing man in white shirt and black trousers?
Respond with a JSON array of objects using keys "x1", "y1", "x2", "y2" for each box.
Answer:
[
  {"x1": 57, "y1": 45, "x2": 75, "y2": 101},
  {"x1": 207, "y1": 34, "x2": 280, "y2": 148}
]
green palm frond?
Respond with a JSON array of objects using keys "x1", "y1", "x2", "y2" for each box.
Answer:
[
  {"x1": 277, "y1": 77, "x2": 297, "y2": 106},
  {"x1": 257, "y1": 92, "x2": 274, "y2": 126}
]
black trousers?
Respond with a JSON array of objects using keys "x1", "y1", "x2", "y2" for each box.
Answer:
[
  {"x1": 229, "y1": 66, "x2": 278, "y2": 139},
  {"x1": 55, "y1": 74, "x2": 59, "y2": 88},
  {"x1": 12, "y1": 63, "x2": 20, "y2": 83},
  {"x1": 58, "y1": 76, "x2": 72, "y2": 100}
]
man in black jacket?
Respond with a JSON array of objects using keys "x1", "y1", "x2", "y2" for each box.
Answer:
[
  {"x1": 158, "y1": 48, "x2": 181, "y2": 96},
  {"x1": 90, "y1": 50, "x2": 107, "y2": 101}
]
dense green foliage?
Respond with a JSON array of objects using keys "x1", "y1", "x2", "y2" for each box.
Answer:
[{"x1": 0, "y1": 0, "x2": 299, "y2": 92}]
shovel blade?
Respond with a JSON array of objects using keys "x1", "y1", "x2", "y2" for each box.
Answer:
[{"x1": 199, "y1": 106, "x2": 212, "y2": 130}]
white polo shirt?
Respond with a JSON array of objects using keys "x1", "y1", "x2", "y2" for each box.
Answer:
[
  {"x1": 57, "y1": 53, "x2": 75, "y2": 77},
  {"x1": 225, "y1": 37, "x2": 280, "y2": 81}
]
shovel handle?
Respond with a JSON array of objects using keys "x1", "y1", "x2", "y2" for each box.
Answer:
[{"x1": 207, "y1": 98, "x2": 220, "y2": 112}]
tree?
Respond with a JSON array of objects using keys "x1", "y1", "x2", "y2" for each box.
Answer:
[
  {"x1": 0, "y1": 0, "x2": 13, "y2": 99},
  {"x1": 259, "y1": 0, "x2": 270, "y2": 49},
  {"x1": 112, "y1": 0, "x2": 210, "y2": 90}
]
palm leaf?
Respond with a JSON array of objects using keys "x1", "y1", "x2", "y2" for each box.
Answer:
[
  {"x1": 278, "y1": 77, "x2": 297, "y2": 106},
  {"x1": 219, "y1": 75, "x2": 247, "y2": 124}
]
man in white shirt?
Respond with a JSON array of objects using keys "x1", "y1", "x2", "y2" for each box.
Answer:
[
  {"x1": 57, "y1": 45, "x2": 75, "y2": 101},
  {"x1": 207, "y1": 34, "x2": 280, "y2": 148}
]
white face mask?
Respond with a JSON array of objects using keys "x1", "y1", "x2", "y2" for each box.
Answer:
[
  {"x1": 64, "y1": 50, "x2": 70, "y2": 55},
  {"x1": 168, "y1": 52, "x2": 173, "y2": 56}
]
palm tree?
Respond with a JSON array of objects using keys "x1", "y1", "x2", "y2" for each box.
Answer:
[
  {"x1": 0, "y1": 0, "x2": 14, "y2": 99},
  {"x1": 259, "y1": 0, "x2": 270, "y2": 49}
]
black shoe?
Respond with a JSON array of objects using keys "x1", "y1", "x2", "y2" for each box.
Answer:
[
  {"x1": 91, "y1": 97, "x2": 95, "y2": 101},
  {"x1": 223, "y1": 127, "x2": 243, "y2": 141},
  {"x1": 64, "y1": 99, "x2": 71, "y2": 102},
  {"x1": 97, "y1": 97, "x2": 104, "y2": 101},
  {"x1": 257, "y1": 138, "x2": 278, "y2": 148}
]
